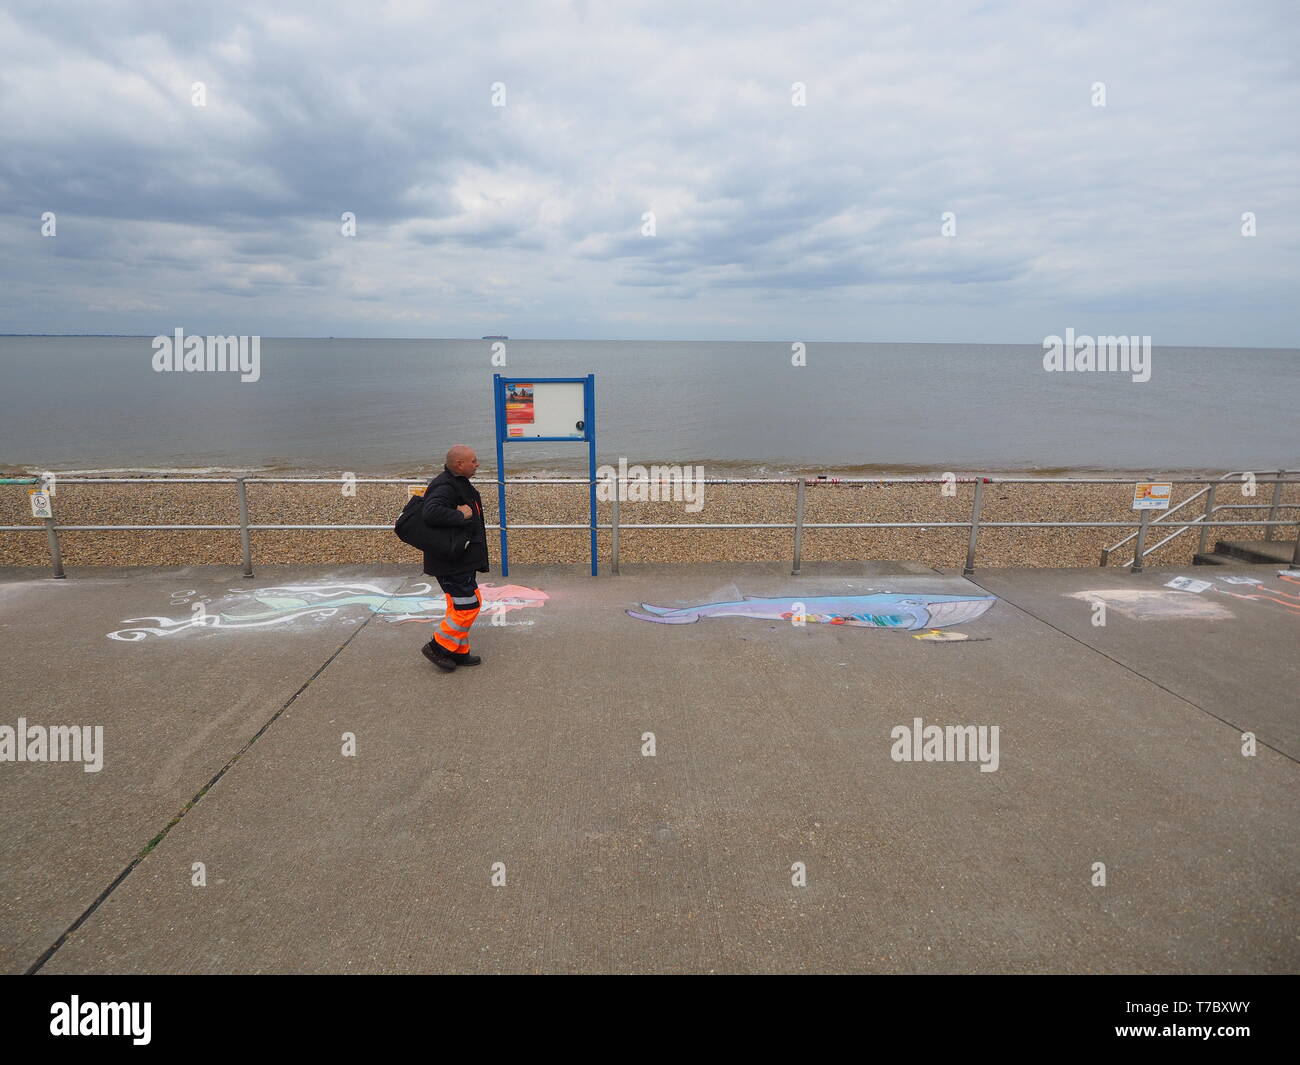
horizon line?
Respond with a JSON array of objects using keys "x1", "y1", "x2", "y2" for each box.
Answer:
[{"x1": 2, "y1": 333, "x2": 1297, "y2": 352}]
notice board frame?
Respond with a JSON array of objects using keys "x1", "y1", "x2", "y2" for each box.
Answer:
[{"x1": 492, "y1": 373, "x2": 597, "y2": 576}]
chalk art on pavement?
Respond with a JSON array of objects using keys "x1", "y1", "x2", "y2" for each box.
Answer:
[
  {"x1": 911, "y1": 629, "x2": 989, "y2": 642},
  {"x1": 1070, "y1": 571, "x2": 1300, "y2": 620},
  {"x1": 107, "y1": 582, "x2": 549, "y2": 641},
  {"x1": 627, "y1": 592, "x2": 996, "y2": 633},
  {"x1": 1216, "y1": 571, "x2": 1300, "y2": 616},
  {"x1": 1164, "y1": 576, "x2": 1213, "y2": 593},
  {"x1": 1067, "y1": 589, "x2": 1235, "y2": 621}
]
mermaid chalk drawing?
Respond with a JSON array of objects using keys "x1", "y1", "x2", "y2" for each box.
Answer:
[
  {"x1": 627, "y1": 593, "x2": 996, "y2": 631},
  {"x1": 108, "y1": 582, "x2": 548, "y2": 641}
]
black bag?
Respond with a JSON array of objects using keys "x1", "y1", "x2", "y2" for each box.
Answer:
[{"x1": 395, "y1": 484, "x2": 475, "y2": 561}]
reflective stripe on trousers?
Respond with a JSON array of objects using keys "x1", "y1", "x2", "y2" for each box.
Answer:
[{"x1": 435, "y1": 587, "x2": 482, "y2": 654}]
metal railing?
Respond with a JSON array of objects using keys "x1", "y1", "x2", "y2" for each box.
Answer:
[
  {"x1": 4, "y1": 474, "x2": 1299, "y2": 579},
  {"x1": 1100, "y1": 469, "x2": 1298, "y2": 567}
]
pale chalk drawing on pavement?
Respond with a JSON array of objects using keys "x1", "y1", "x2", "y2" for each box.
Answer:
[{"x1": 107, "y1": 582, "x2": 549, "y2": 641}]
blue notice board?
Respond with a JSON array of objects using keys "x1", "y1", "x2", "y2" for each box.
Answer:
[{"x1": 493, "y1": 373, "x2": 597, "y2": 576}]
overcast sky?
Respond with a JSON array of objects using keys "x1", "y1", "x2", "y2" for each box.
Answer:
[{"x1": 1, "y1": 0, "x2": 1296, "y2": 345}]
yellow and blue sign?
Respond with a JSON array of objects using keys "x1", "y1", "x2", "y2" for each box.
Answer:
[{"x1": 1132, "y1": 482, "x2": 1173, "y2": 510}]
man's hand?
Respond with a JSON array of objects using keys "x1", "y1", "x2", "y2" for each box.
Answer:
[{"x1": 457, "y1": 504, "x2": 473, "y2": 519}]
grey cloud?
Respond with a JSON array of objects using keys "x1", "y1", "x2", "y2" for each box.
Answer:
[{"x1": 0, "y1": 0, "x2": 1296, "y2": 343}]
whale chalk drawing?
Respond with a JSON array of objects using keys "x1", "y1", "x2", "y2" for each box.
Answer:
[
  {"x1": 108, "y1": 582, "x2": 548, "y2": 641},
  {"x1": 626, "y1": 593, "x2": 996, "y2": 630}
]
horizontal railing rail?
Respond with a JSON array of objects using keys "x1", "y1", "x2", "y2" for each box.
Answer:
[{"x1": 4, "y1": 474, "x2": 1298, "y2": 579}]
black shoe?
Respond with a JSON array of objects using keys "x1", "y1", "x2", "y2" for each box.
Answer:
[
  {"x1": 456, "y1": 652, "x2": 482, "y2": 666},
  {"x1": 422, "y1": 642, "x2": 457, "y2": 671}
]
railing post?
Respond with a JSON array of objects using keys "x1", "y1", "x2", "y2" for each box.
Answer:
[
  {"x1": 1264, "y1": 469, "x2": 1283, "y2": 541},
  {"x1": 43, "y1": 494, "x2": 65, "y2": 579},
  {"x1": 963, "y1": 478, "x2": 985, "y2": 575},
  {"x1": 1131, "y1": 510, "x2": 1152, "y2": 573},
  {"x1": 1197, "y1": 484, "x2": 1217, "y2": 555},
  {"x1": 237, "y1": 477, "x2": 253, "y2": 578},
  {"x1": 792, "y1": 478, "x2": 805, "y2": 575},
  {"x1": 610, "y1": 494, "x2": 620, "y2": 575}
]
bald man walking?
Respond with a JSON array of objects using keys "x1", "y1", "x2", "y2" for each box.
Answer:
[{"x1": 419, "y1": 446, "x2": 490, "y2": 671}]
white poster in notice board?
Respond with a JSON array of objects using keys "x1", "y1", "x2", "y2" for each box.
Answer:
[{"x1": 505, "y1": 381, "x2": 586, "y2": 438}]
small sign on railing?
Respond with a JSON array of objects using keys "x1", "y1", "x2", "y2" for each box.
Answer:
[
  {"x1": 29, "y1": 489, "x2": 53, "y2": 519},
  {"x1": 1132, "y1": 482, "x2": 1172, "y2": 510}
]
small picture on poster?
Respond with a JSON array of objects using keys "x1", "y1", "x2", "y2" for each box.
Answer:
[{"x1": 506, "y1": 383, "x2": 534, "y2": 425}]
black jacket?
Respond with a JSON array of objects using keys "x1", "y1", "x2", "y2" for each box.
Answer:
[{"x1": 420, "y1": 466, "x2": 490, "y2": 577}]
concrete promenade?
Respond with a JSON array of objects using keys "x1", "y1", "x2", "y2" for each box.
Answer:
[{"x1": 1, "y1": 560, "x2": 1295, "y2": 974}]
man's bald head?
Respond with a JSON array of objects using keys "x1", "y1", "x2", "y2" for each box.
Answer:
[{"x1": 445, "y1": 446, "x2": 479, "y2": 477}]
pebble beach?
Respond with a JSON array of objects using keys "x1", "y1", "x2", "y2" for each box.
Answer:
[{"x1": 2, "y1": 469, "x2": 1295, "y2": 572}]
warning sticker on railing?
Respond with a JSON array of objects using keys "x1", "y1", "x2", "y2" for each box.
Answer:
[
  {"x1": 29, "y1": 490, "x2": 52, "y2": 519},
  {"x1": 1132, "y1": 482, "x2": 1172, "y2": 509}
]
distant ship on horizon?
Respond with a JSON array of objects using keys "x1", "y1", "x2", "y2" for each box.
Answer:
[{"x1": 482, "y1": 334, "x2": 508, "y2": 340}]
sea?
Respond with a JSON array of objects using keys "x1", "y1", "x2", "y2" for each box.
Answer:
[{"x1": 1, "y1": 337, "x2": 1296, "y2": 478}]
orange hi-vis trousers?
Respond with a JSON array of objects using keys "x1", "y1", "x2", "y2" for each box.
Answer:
[{"x1": 434, "y1": 575, "x2": 482, "y2": 655}]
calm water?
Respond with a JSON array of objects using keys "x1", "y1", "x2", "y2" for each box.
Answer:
[{"x1": 1, "y1": 337, "x2": 1296, "y2": 476}]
